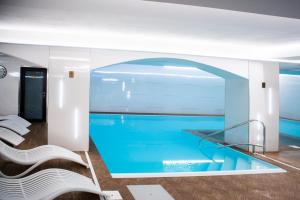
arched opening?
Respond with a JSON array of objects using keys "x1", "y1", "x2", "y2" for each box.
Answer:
[
  {"x1": 90, "y1": 58, "x2": 233, "y2": 115},
  {"x1": 89, "y1": 58, "x2": 259, "y2": 177}
]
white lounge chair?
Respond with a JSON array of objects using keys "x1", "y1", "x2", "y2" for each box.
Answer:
[
  {"x1": 0, "y1": 127, "x2": 25, "y2": 146},
  {"x1": 0, "y1": 115, "x2": 31, "y2": 127},
  {"x1": 0, "y1": 168, "x2": 108, "y2": 200},
  {"x1": 0, "y1": 140, "x2": 89, "y2": 178},
  {"x1": 0, "y1": 120, "x2": 30, "y2": 136}
]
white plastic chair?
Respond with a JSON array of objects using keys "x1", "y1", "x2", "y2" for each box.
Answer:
[
  {"x1": 0, "y1": 140, "x2": 89, "y2": 178},
  {"x1": 0, "y1": 168, "x2": 108, "y2": 200},
  {"x1": 0, "y1": 115, "x2": 31, "y2": 127},
  {"x1": 0, "y1": 120, "x2": 30, "y2": 136},
  {"x1": 0, "y1": 127, "x2": 25, "y2": 146}
]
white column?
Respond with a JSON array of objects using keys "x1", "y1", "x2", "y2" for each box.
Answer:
[
  {"x1": 48, "y1": 47, "x2": 90, "y2": 151},
  {"x1": 248, "y1": 61, "x2": 279, "y2": 152},
  {"x1": 224, "y1": 61, "x2": 279, "y2": 152}
]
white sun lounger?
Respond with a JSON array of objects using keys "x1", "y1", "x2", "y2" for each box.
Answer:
[
  {"x1": 0, "y1": 115, "x2": 31, "y2": 127},
  {"x1": 0, "y1": 120, "x2": 30, "y2": 136},
  {"x1": 0, "y1": 140, "x2": 89, "y2": 178},
  {"x1": 0, "y1": 127, "x2": 25, "y2": 146},
  {"x1": 0, "y1": 168, "x2": 108, "y2": 200}
]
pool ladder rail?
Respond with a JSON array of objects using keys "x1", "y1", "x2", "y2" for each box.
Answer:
[{"x1": 193, "y1": 119, "x2": 266, "y2": 154}]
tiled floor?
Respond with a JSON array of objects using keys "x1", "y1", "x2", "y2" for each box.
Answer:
[{"x1": 1, "y1": 123, "x2": 300, "y2": 200}]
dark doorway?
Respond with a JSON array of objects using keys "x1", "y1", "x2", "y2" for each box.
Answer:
[{"x1": 20, "y1": 67, "x2": 47, "y2": 122}]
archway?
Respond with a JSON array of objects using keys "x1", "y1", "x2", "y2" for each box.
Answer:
[{"x1": 90, "y1": 57, "x2": 249, "y2": 149}]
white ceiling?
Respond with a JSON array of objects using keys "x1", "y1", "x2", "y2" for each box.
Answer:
[
  {"x1": 147, "y1": 0, "x2": 300, "y2": 19},
  {"x1": 0, "y1": 0, "x2": 300, "y2": 61}
]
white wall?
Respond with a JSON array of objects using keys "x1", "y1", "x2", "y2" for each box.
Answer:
[
  {"x1": 90, "y1": 63, "x2": 225, "y2": 115},
  {"x1": 0, "y1": 43, "x2": 49, "y2": 66},
  {"x1": 280, "y1": 74, "x2": 300, "y2": 120},
  {"x1": 0, "y1": 44, "x2": 91, "y2": 151},
  {"x1": 48, "y1": 47, "x2": 90, "y2": 151},
  {"x1": 0, "y1": 54, "x2": 40, "y2": 115}
]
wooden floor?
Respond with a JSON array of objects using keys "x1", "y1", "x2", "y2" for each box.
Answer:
[{"x1": 1, "y1": 123, "x2": 300, "y2": 200}]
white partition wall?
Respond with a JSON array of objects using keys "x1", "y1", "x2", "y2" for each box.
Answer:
[
  {"x1": 224, "y1": 61, "x2": 279, "y2": 152},
  {"x1": 48, "y1": 47, "x2": 90, "y2": 151},
  {"x1": 248, "y1": 61, "x2": 279, "y2": 152},
  {"x1": 90, "y1": 61, "x2": 226, "y2": 115}
]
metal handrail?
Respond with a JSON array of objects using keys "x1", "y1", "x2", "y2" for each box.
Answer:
[
  {"x1": 199, "y1": 119, "x2": 266, "y2": 154},
  {"x1": 219, "y1": 143, "x2": 263, "y2": 154}
]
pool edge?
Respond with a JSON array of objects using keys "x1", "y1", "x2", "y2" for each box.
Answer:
[{"x1": 111, "y1": 168, "x2": 286, "y2": 178}]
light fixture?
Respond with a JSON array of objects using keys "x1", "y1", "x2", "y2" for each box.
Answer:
[
  {"x1": 3, "y1": 23, "x2": 300, "y2": 62},
  {"x1": 94, "y1": 70, "x2": 220, "y2": 79},
  {"x1": 101, "y1": 78, "x2": 119, "y2": 82},
  {"x1": 268, "y1": 88, "x2": 273, "y2": 115},
  {"x1": 50, "y1": 56, "x2": 90, "y2": 62},
  {"x1": 163, "y1": 159, "x2": 224, "y2": 165},
  {"x1": 163, "y1": 66, "x2": 200, "y2": 71},
  {"x1": 58, "y1": 79, "x2": 64, "y2": 109},
  {"x1": 74, "y1": 108, "x2": 79, "y2": 139},
  {"x1": 8, "y1": 72, "x2": 20, "y2": 77}
]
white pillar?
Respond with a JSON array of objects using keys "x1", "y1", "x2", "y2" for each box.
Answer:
[
  {"x1": 248, "y1": 61, "x2": 279, "y2": 152},
  {"x1": 225, "y1": 61, "x2": 279, "y2": 152},
  {"x1": 48, "y1": 47, "x2": 90, "y2": 151}
]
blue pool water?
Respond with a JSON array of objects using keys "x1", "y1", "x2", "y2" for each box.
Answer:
[
  {"x1": 90, "y1": 114, "x2": 284, "y2": 177},
  {"x1": 280, "y1": 118, "x2": 300, "y2": 139}
]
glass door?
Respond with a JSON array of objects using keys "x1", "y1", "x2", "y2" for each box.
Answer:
[{"x1": 20, "y1": 67, "x2": 47, "y2": 122}]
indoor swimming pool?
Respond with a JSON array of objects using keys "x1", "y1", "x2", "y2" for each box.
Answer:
[{"x1": 90, "y1": 114, "x2": 285, "y2": 178}]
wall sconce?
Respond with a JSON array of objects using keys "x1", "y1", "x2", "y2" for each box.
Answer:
[{"x1": 69, "y1": 71, "x2": 75, "y2": 78}]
